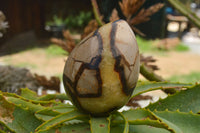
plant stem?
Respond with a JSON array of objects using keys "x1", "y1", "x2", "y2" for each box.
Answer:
[
  {"x1": 91, "y1": 0, "x2": 104, "y2": 26},
  {"x1": 140, "y1": 63, "x2": 164, "y2": 82},
  {"x1": 140, "y1": 63, "x2": 177, "y2": 94},
  {"x1": 167, "y1": 0, "x2": 200, "y2": 29}
]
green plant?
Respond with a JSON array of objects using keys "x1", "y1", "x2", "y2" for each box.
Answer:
[
  {"x1": 46, "y1": 15, "x2": 65, "y2": 26},
  {"x1": 65, "y1": 11, "x2": 92, "y2": 30},
  {"x1": 169, "y1": 72, "x2": 200, "y2": 83},
  {"x1": 1, "y1": 82, "x2": 200, "y2": 133},
  {"x1": 174, "y1": 43, "x2": 189, "y2": 52},
  {"x1": 136, "y1": 36, "x2": 154, "y2": 53},
  {"x1": 1, "y1": 0, "x2": 200, "y2": 132},
  {"x1": 45, "y1": 44, "x2": 68, "y2": 56},
  {"x1": 136, "y1": 36, "x2": 189, "y2": 54}
]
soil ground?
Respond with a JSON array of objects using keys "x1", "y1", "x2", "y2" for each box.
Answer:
[
  {"x1": 0, "y1": 49, "x2": 67, "y2": 77},
  {"x1": 153, "y1": 51, "x2": 200, "y2": 78}
]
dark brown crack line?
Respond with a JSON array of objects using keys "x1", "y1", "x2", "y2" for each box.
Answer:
[
  {"x1": 63, "y1": 29, "x2": 103, "y2": 98},
  {"x1": 110, "y1": 20, "x2": 135, "y2": 96}
]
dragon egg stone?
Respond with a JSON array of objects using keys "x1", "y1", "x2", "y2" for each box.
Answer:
[{"x1": 63, "y1": 20, "x2": 140, "y2": 116}]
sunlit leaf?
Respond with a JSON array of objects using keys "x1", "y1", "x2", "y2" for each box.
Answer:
[
  {"x1": 153, "y1": 110, "x2": 200, "y2": 133},
  {"x1": 147, "y1": 84, "x2": 200, "y2": 113},
  {"x1": 3, "y1": 91, "x2": 58, "y2": 105},
  {"x1": 112, "y1": 109, "x2": 172, "y2": 132},
  {"x1": 132, "y1": 82, "x2": 192, "y2": 97},
  {"x1": 111, "y1": 125, "x2": 171, "y2": 133},
  {"x1": 36, "y1": 110, "x2": 88, "y2": 132},
  {"x1": 60, "y1": 123, "x2": 90, "y2": 133},
  {"x1": 35, "y1": 104, "x2": 75, "y2": 121},
  {"x1": 38, "y1": 93, "x2": 69, "y2": 101},
  {"x1": 7, "y1": 107, "x2": 42, "y2": 133},
  {"x1": 20, "y1": 88, "x2": 38, "y2": 100},
  {"x1": 6, "y1": 97, "x2": 45, "y2": 113},
  {"x1": 39, "y1": 123, "x2": 90, "y2": 133}
]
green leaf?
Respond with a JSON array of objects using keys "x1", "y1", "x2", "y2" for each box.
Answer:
[
  {"x1": 20, "y1": 88, "x2": 38, "y2": 100},
  {"x1": 60, "y1": 123, "x2": 90, "y2": 133},
  {"x1": 4, "y1": 89, "x2": 68, "y2": 106},
  {"x1": 0, "y1": 93, "x2": 43, "y2": 133},
  {"x1": 36, "y1": 110, "x2": 88, "y2": 132},
  {"x1": 89, "y1": 116, "x2": 111, "y2": 133},
  {"x1": 0, "y1": 95, "x2": 15, "y2": 133},
  {"x1": 7, "y1": 97, "x2": 45, "y2": 113},
  {"x1": 39, "y1": 123, "x2": 91, "y2": 133},
  {"x1": 121, "y1": 109, "x2": 154, "y2": 121},
  {"x1": 153, "y1": 110, "x2": 200, "y2": 133},
  {"x1": 112, "y1": 109, "x2": 172, "y2": 132},
  {"x1": 147, "y1": 84, "x2": 200, "y2": 113},
  {"x1": 4, "y1": 91, "x2": 58, "y2": 105},
  {"x1": 0, "y1": 121, "x2": 14, "y2": 133},
  {"x1": 0, "y1": 129, "x2": 7, "y2": 133},
  {"x1": 35, "y1": 109, "x2": 60, "y2": 121},
  {"x1": 37, "y1": 93, "x2": 69, "y2": 101},
  {"x1": 35, "y1": 104, "x2": 75, "y2": 121},
  {"x1": 129, "y1": 125, "x2": 171, "y2": 133},
  {"x1": 5, "y1": 91, "x2": 72, "y2": 122},
  {"x1": 0, "y1": 94, "x2": 15, "y2": 125},
  {"x1": 117, "y1": 112, "x2": 129, "y2": 133},
  {"x1": 7, "y1": 107, "x2": 42, "y2": 133},
  {"x1": 111, "y1": 125, "x2": 171, "y2": 133},
  {"x1": 50, "y1": 104, "x2": 74, "y2": 113},
  {"x1": 132, "y1": 82, "x2": 192, "y2": 97}
]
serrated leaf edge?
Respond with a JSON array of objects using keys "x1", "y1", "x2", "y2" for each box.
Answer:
[
  {"x1": 133, "y1": 82, "x2": 194, "y2": 97},
  {"x1": 36, "y1": 110, "x2": 89, "y2": 132},
  {"x1": 145, "y1": 84, "x2": 200, "y2": 112}
]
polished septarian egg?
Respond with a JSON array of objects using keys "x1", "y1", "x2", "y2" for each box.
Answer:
[{"x1": 63, "y1": 19, "x2": 140, "y2": 116}]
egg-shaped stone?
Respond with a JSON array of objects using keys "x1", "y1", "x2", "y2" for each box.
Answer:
[{"x1": 63, "y1": 19, "x2": 140, "y2": 116}]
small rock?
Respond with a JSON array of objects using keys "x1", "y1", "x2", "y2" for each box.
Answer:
[{"x1": 0, "y1": 65, "x2": 40, "y2": 94}]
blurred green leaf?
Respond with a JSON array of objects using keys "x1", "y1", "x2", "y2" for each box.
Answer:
[
  {"x1": 46, "y1": 44, "x2": 68, "y2": 56},
  {"x1": 169, "y1": 72, "x2": 200, "y2": 84}
]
